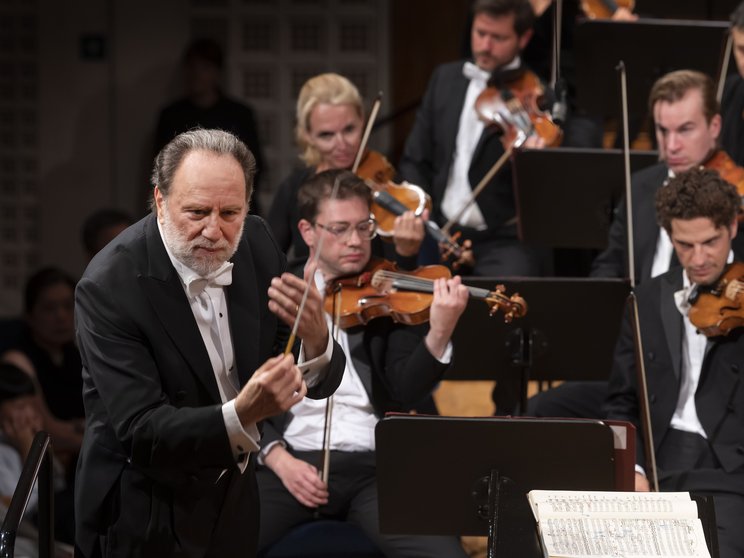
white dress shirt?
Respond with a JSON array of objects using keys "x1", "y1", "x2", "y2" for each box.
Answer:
[
  {"x1": 670, "y1": 271, "x2": 708, "y2": 438},
  {"x1": 276, "y1": 270, "x2": 453, "y2": 454},
  {"x1": 158, "y1": 221, "x2": 260, "y2": 472},
  {"x1": 441, "y1": 57, "x2": 521, "y2": 230}
]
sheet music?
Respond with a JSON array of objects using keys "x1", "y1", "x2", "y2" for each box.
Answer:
[
  {"x1": 529, "y1": 491, "x2": 698, "y2": 520},
  {"x1": 541, "y1": 517, "x2": 710, "y2": 557},
  {"x1": 528, "y1": 491, "x2": 711, "y2": 558}
]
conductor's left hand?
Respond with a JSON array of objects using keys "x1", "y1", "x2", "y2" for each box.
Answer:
[{"x1": 268, "y1": 263, "x2": 329, "y2": 359}]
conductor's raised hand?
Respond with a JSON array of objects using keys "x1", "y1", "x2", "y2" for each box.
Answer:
[
  {"x1": 234, "y1": 354, "x2": 307, "y2": 426},
  {"x1": 267, "y1": 264, "x2": 329, "y2": 359}
]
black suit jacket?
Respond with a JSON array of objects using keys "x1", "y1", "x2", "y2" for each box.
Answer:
[
  {"x1": 590, "y1": 162, "x2": 669, "y2": 284},
  {"x1": 261, "y1": 318, "x2": 448, "y2": 449},
  {"x1": 74, "y1": 214, "x2": 344, "y2": 558},
  {"x1": 398, "y1": 60, "x2": 518, "y2": 242},
  {"x1": 605, "y1": 267, "x2": 744, "y2": 488},
  {"x1": 721, "y1": 74, "x2": 744, "y2": 168},
  {"x1": 591, "y1": 158, "x2": 744, "y2": 284}
]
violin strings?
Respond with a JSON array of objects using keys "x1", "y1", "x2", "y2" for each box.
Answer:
[{"x1": 374, "y1": 270, "x2": 495, "y2": 300}]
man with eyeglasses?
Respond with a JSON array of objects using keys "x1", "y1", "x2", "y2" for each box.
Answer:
[{"x1": 256, "y1": 169, "x2": 471, "y2": 558}]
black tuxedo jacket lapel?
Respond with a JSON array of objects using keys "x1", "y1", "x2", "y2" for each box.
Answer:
[
  {"x1": 435, "y1": 70, "x2": 470, "y2": 200},
  {"x1": 659, "y1": 270, "x2": 683, "y2": 381},
  {"x1": 139, "y1": 215, "x2": 222, "y2": 402},
  {"x1": 228, "y1": 240, "x2": 261, "y2": 388},
  {"x1": 635, "y1": 165, "x2": 669, "y2": 281},
  {"x1": 346, "y1": 326, "x2": 373, "y2": 398}
]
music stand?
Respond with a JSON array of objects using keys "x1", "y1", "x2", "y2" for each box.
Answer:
[
  {"x1": 512, "y1": 148, "x2": 659, "y2": 249},
  {"x1": 635, "y1": 0, "x2": 739, "y2": 19},
  {"x1": 574, "y1": 19, "x2": 729, "y2": 120},
  {"x1": 449, "y1": 277, "x2": 629, "y2": 413},
  {"x1": 376, "y1": 415, "x2": 617, "y2": 557}
]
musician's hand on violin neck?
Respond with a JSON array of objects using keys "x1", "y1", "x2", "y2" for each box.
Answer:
[
  {"x1": 392, "y1": 209, "x2": 427, "y2": 258},
  {"x1": 424, "y1": 276, "x2": 469, "y2": 360},
  {"x1": 523, "y1": 133, "x2": 547, "y2": 149}
]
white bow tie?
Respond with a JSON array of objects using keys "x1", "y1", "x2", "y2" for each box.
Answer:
[
  {"x1": 463, "y1": 61, "x2": 491, "y2": 83},
  {"x1": 673, "y1": 284, "x2": 696, "y2": 316},
  {"x1": 185, "y1": 262, "x2": 234, "y2": 298}
]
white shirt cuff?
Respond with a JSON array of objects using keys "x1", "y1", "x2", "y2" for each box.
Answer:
[
  {"x1": 222, "y1": 399, "x2": 261, "y2": 474},
  {"x1": 435, "y1": 341, "x2": 453, "y2": 364},
  {"x1": 297, "y1": 333, "x2": 333, "y2": 388},
  {"x1": 258, "y1": 440, "x2": 287, "y2": 466}
]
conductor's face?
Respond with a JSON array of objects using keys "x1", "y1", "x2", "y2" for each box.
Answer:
[
  {"x1": 653, "y1": 88, "x2": 721, "y2": 175},
  {"x1": 155, "y1": 150, "x2": 248, "y2": 276},
  {"x1": 470, "y1": 12, "x2": 532, "y2": 73}
]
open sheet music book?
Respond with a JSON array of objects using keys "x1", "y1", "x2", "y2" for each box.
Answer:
[{"x1": 527, "y1": 490, "x2": 711, "y2": 558}]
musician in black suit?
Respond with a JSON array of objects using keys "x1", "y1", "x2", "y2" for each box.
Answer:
[
  {"x1": 528, "y1": 70, "x2": 744, "y2": 420},
  {"x1": 74, "y1": 129, "x2": 344, "y2": 558},
  {"x1": 257, "y1": 169, "x2": 469, "y2": 558},
  {"x1": 722, "y1": 2, "x2": 744, "y2": 168},
  {"x1": 605, "y1": 168, "x2": 744, "y2": 558},
  {"x1": 591, "y1": 70, "x2": 744, "y2": 283},
  {"x1": 399, "y1": 0, "x2": 544, "y2": 278}
]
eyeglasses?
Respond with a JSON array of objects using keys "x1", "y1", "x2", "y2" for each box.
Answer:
[{"x1": 314, "y1": 218, "x2": 377, "y2": 241}]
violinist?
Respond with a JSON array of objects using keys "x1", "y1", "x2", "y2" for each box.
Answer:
[
  {"x1": 267, "y1": 73, "x2": 425, "y2": 275},
  {"x1": 605, "y1": 168, "x2": 744, "y2": 558},
  {"x1": 400, "y1": 0, "x2": 547, "y2": 415},
  {"x1": 592, "y1": 70, "x2": 744, "y2": 284},
  {"x1": 530, "y1": 70, "x2": 744, "y2": 420},
  {"x1": 399, "y1": 0, "x2": 547, "y2": 279},
  {"x1": 257, "y1": 169, "x2": 470, "y2": 558},
  {"x1": 721, "y1": 1, "x2": 744, "y2": 167}
]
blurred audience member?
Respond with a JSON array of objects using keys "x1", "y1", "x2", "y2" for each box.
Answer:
[
  {"x1": 0, "y1": 362, "x2": 75, "y2": 546},
  {"x1": 1, "y1": 268, "x2": 83, "y2": 480},
  {"x1": 80, "y1": 208, "x2": 133, "y2": 262},
  {"x1": 154, "y1": 38, "x2": 265, "y2": 214}
]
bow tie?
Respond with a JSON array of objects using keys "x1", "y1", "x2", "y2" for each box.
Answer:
[
  {"x1": 185, "y1": 262, "x2": 234, "y2": 298},
  {"x1": 463, "y1": 61, "x2": 491, "y2": 83},
  {"x1": 673, "y1": 284, "x2": 696, "y2": 316}
]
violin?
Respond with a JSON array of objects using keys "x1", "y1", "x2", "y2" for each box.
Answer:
[
  {"x1": 474, "y1": 67, "x2": 563, "y2": 149},
  {"x1": 354, "y1": 150, "x2": 474, "y2": 266},
  {"x1": 324, "y1": 258, "x2": 527, "y2": 329},
  {"x1": 580, "y1": 0, "x2": 635, "y2": 19},
  {"x1": 355, "y1": 150, "x2": 432, "y2": 236},
  {"x1": 688, "y1": 262, "x2": 744, "y2": 337},
  {"x1": 702, "y1": 150, "x2": 744, "y2": 220}
]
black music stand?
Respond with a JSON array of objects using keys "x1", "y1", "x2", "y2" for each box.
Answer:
[
  {"x1": 512, "y1": 148, "x2": 658, "y2": 249},
  {"x1": 574, "y1": 19, "x2": 729, "y2": 120},
  {"x1": 449, "y1": 277, "x2": 629, "y2": 413},
  {"x1": 636, "y1": 0, "x2": 739, "y2": 19},
  {"x1": 375, "y1": 415, "x2": 617, "y2": 558}
]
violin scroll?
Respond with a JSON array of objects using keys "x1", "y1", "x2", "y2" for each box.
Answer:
[{"x1": 486, "y1": 285, "x2": 528, "y2": 323}]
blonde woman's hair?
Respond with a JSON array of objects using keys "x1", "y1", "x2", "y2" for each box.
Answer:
[{"x1": 295, "y1": 73, "x2": 364, "y2": 167}]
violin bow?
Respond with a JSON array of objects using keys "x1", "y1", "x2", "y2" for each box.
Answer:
[
  {"x1": 283, "y1": 175, "x2": 343, "y2": 355},
  {"x1": 318, "y1": 288, "x2": 343, "y2": 485},
  {"x1": 352, "y1": 92, "x2": 383, "y2": 173},
  {"x1": 441, "y1": 135, "x2": 525, "y2": 236},
  {"x1": 617, "y1": 60, "x2": 659, "y2": 492},
  {"x1": 716, "y1": 30, "x2": 734, "y2": 104}
]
